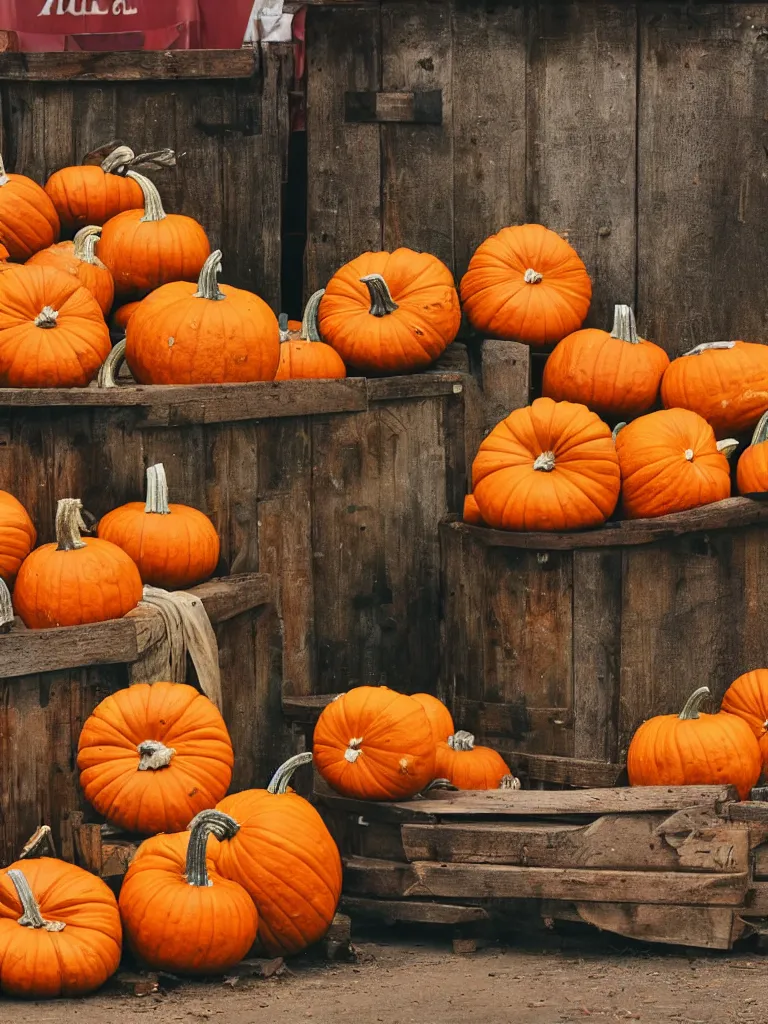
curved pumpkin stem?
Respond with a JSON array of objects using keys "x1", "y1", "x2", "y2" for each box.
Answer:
[
  {"x1": 301, "y1": 289, "x2": 326, "y2": 342},
  {"x1": 679, "y1": 686, "x2": 711, "y2": 721},
  {"x1": 448, "y1": 730, "x2": 475, "y2": 752},
  {"x1": 185, "y1": 810, "x2": 240, "y2": 887},
  {"x1": 533, "y1": 451, "x2": 556, "y2": 473},
  {"x1": 137, "y1": 738, "x2": 176, "y2": 771},
  {"x1": 278, "y1": 313, "x2": 290, "y2": 342},
  {"x1": 145, "y1": 463, "x2": 171, "y2": 516},
  {"x1": 421, "y1": 778, "x2": 458, "y2": 793},
  {"x1": 73, "y1": 225, "x2": 105, "y2": 268},
  {"x1": 101, "y1": 145, "x2": 176, "y2": 175},
  {"x1": 612, "y1": 422, "x2": 627, "y2": 443},
  {"x1": 0, "y1": 577, "x2": 13, "y2": 632},
  {"x1": 0, "y1": 153, "x2": 9, "y2": 188},
  {"x1": 266, "y1": 751, "x2": 314, "y2": 794},
  {"x1": 97, "y1": 339, "x2": 128, "y2": 389},
  {"x1": 610, "y1": 305, "x2": 640, "y2": 345},
  {"x1": 717, "y1": 438, "x2": 739, "y2": 459},
  {"x1": 7, "y1": 869, "x2": 66, "y2": 932},
  {"x1": 682, "y1": 341, "x2": 736, "y2": 356},
  {"x1": 100, "y1": 145, "x2": 137, "y2": 175},
  {"x1": 360, "y1": 274, "x2": 399, "y2": 317},
  {"x1": 193, "y1": 250, "x2": 226, "y2": 302},
  {"x1": 126, "y1": 170, "x2": 166, "y2": 224},
  {"x1": 750, "y1": 411, "x2": 768, "y2": 448},
  {"x1": 55, "y1": 498, "x2": 87, "y2": 552}
]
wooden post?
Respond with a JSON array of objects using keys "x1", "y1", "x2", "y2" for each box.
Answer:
[{"x1": 480, "y1": 339, "x2": 530, "y2": 434}]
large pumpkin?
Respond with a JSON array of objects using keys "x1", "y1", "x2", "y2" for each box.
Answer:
[
  {"x1": 275, "y1": 290, "x2": 347, "y2": 380},
  {"x1": 459, "y1": 224, "x2": 592, "y2": 346},
  {"x1": 660, "y1": 341, "x2": 768, "y2": 438},
  {"x1": 614, "y1": 408, "x2": 734, "y2": 520},
  {"x1": 13, "y1": 497, "x2": 142, "y2": 628},
  {"x1": 0, "y1": 489, "x2": 36, "y2": 584},
  {"x1": 119, "y1": 810, "x2": 258, "y2": 975},
  {"x1": 317, "y1": 249, "x2": 461, "y2": 374},
  {"x1": 543, "y1": 304, "x2": 670, "y2": 418},
  {"x1": 737, "y1": 412, "x2": 768, "y2": 496},
  {"x1": 27, "y1": 225, "x2": 115, "y2": 316},
  {"x1": 209, "y1": 752, "x2": 342, "y2": 956},
  {"x1": 435, "y1": 731, "x2": 512, "y2": 790},
  {"x1": 462, "y1": 493, "x2": 485, "y2": 526},
  {"x1": 0, "y1": 152, "x2": 60, "y2": 260},
  {"x1": 44, "y1": 145, "x2": 148, "y2": 235},
  {"x1": 125, "y1": 250, "x2": 279, "y2": 384},
  {"x1": 411, "y1": 693, "x2": 455, "y2": 746},
  {"x1": 77, "y1": 681, "x2": 234, "y2": 835},
  {"x1": 0, "y1": 264, "x2": 110, "y2": 388},
  {"x1": 721, "y1": 669, "x2": 768, "y2": 767},
  {"x1": 627, "y1": 686, "x2": 761, "y2": 799},
  {"x1": 313, "y1": 685, "x2": 436, "y2": 800},
  {"x1": 472, "y1": 397, "x2": 621, "y2": 531},
  {"x1": 0, "y1": 858, "x2": 121, "y2": 998}
]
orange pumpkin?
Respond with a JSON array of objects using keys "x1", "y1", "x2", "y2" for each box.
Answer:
[
  {"x1": 472, "y1": 397, "x2": 621, "y2": 531},
  {"x1": 614, "y1": 408, "x2": 734, "y2": 520},
  {"x1": 13, "y1": 497, "x2": 142, "y2": 629},
  {"x1": 661, "y1": 341, "x2": 768, "y2": 438},
  {"x1": 627, "y1": 686, "x2": 761, "y2": 800},
  {"x1": 721, "y1": 669, "x2": 768, "y2": 767},
  {"x1": 44, "y1": 145, "x2": 147, "y2": 235},
  {"x1": 0, "y1": 489, "x2": 36, "y2": 584},
  {"x1": 0, "y1": 243, "x2": 12, "y2": 271},
  {"x1": 0, "y1": 153, "x2": 60, "y2": 260},
  {"x1": 125, "y1": 250, "x2": 279, "y2": 384},
  {"x1": 98, "y1": 170, "x2": 210, "y2": 301},
  {"x1": 411, "y1": 693, "x2": 455, "y2": 746},
  {"x1": 318, "y1": 249, "x2": 461, "y2": 374},
  {"x1": 110, "y1": 300, "x2": 142, "y2": 333},
  {"x1": 737, "y1": 412, "x2": 768, "y2": 495},
  {"x1": 435, "y1": 731, "x2": 512, "y2": 790},
  {"x1": 27, "y1": 225, "x2": 114, "y2": 316},
  {"x1": 275, "y1": 290, "x2": 347, "y2": 380},
  {"x1": 0, "y1": 858, "x2": 121, "y2": 998},
  {"x1": 460, "y1": 224, "x2": 592, "y2": 347},
  {"x1": 463, "y1": 494, "x2": 485, "y2": 526},
  {"x1": 313, "y1": 685, "x2": 436, "y2": 800},
  {"x1": 0, "y1": 265, "x2": 110, "y2": 387},
  {"x1": 543, "y1": 304, "x2": 670, "y2": 419}
]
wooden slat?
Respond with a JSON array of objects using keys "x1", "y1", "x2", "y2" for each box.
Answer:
[
  {"x1": 0, "y1": 51, "x2": 259, "y2": 82},
  {"x1": 282, "y1": 693, "x2": 339, "y2": 723},
  {"x1": 341, "y1": 896, "x2": 489, "y2": 926},
  {"x1": 366, "y1": 374, "x2": 465, "y2": 403},
  {"x1": 497, "y1": 752, "x2": 626, "y2": 789},
  {"x1": 345, "y1": 90, "x2": 443, "y2": 125},
  {"x1": 479, "y1": 340, "x2": 530, "y2": 434}
]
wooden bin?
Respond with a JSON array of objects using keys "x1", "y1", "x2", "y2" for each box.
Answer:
[{"x1": 440, "y1": 498, "x2": 768, "y2": 787}]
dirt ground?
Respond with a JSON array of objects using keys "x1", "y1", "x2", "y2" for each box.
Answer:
[{"x1": 4, "y1": 929, "x2": 767, "y2": 1024}]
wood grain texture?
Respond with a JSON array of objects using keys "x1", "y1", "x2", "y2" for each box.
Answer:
[
  {"x1": 479, "y1": 341, "x2": 531, "y2": 434},
  {"x1": 342, "y1": 896, "x2": 489, "y2": 925},
  {"x1": 499, "y1": 752, "x2": 626, "y2": 789},
  {"x1": 0, "y1": 51, "x2": 260, "y2": 81},
  {"x1": 553, "y1": 902, "x2": 744, "y2": 950}
]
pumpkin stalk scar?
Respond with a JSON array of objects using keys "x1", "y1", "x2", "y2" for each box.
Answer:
[
  {"x1": 679, "y1": 685, "x2": 710, "y2": 720},
  {"x1": 145, "y1": 463, "x2": 172, "y2": 516},
  {"x1": 345, "y1": 737, "x2": 364, "y2": 763},
  {"x1": 684, "y1": 448, "x2": 695, "y2": 462},
  {"x1": 360, "y1": 274, "x2": 399, "y2": 317},
  {"x1": 266, "y1": 750, "x2": 313, "y2": 794},
  {"x1": 610, "y1": 304, "x2": 640, "y2": 345},
  {"x1": 193, "y1": 250, "x2": 227, "y2": 302},
  {"x1": 523, "y1": 268, "x2": 543, "y2": 284},
  {"x1": 184, "y1": 810, "x2": 240, "y2": 888},
  {"x1": 533, "y1": 450, "x2": 556, "y2": 472},
  {"x1": 448, "y1": 730, "x2": 475, "y2": 752},
  {"x1": 8, "y1": 869, "x2": 66, "y2": 932},
  {"x1": 137, "y1": 738, "x2": 176, "y2": 771},
  {"x1": 55, "y1": 498, "x2": 88, "y2": 551},
  {"x1": 34, "y1": 305, "x2": 59, "y2": 329}
]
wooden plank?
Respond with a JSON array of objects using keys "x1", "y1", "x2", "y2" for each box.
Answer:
[
  {"x1": 282, "y1": 693, "x2": 339, "y2": 723},
  {"x1": 316, "y1": 794, "x2": 439, "y2": 826},
  {"x1": 753, "y1": 843, "x2": 768, "y2": 879},
  {"x1": 322, "y1": 807, "x2": 407, "y2": 862},
  {"x1": 479, "y1": 340, "x2": 530, "y2": 434},
  {"x1": 183, "y1": 573, "x2": 274, "y2": 623},
  {"x1": 345, "y1": 90, "x2": 443, "y2": 125},
  {"x1": 341, "y1": 896, "x2": 489, "y2": 926},
  {"x1": 100, "y1": 839, "x2": 139, "y2": 879},
  {"x1": 499, "y1": 752, "x2": 625, "y2": 789},
  {"x1": 547, "y1": 902, "x2": 744, "y2": 951},
  {"x1": 0, "y1": 51, "x2": 259, "y2": 82},
  {"x1": 366, "y1": 375, "x2": 465, "y2": 402}
]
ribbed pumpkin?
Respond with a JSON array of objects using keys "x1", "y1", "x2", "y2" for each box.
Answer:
[
  {"x1": 275, "y1": 290, "x2": 347, "y2": 380},
  {"x1": 209, "y1": 752, "x2": 342, "y2": 956},
  {"x1": 27, "y1": 225, "x2": 114, "y2": 316},
  {"x1": 661, "y1": 341, "x2": 768, "y2": 438},
  {"x1": 110, "y1": 300, "x2": 142, "y2": 333},
  {"x1": 543, "y1": 305, "x2": 670, "y2": 418},
  {"x1": 627, "y1": 686, "x2": 761, "y2": 799},
  {"x1": 77, "y1": 681, "x2": 234, "y2": 835},
  {"x1": 435, "y1": 731, "x2": 512, "y2": 790},
  {"x1": 318, "y1": 249, "x2": 461, "y2": 374},
  {"x1": 0, "y1": 489, "x2": 36, "y2": 584},
  {"x1": 0, "y1": 153, "x2": 60, "y2": 260},
  {"x1": 0, "y1": 858, "x2": 121, "y2": 998},
  {"x1": 0, "y1": 243, "x2": 12, "y2": 271},
  {"x1": 721, "y1": 669, "x2": 768, "y2": 767},
  {"x1": 614, "y1": 408, "x2": 734, "y2": 520},
  {"x1": 125, "y1": 250, "x2": 279, "y2": 384},
  {"x1": 313, "y1": 685, "x2": 436, "y2": 800},
  {"x1": 737, "y1": 412, "x2": 768, "y2": 495},
  {"x1": 98, "y1": 170, "x2": 210, "y2": 301},
  {"x1": 411, "y1": 693, "x2": 455, "y2": 746},
  {"x1": 44, "y1": 145, "x2": 147, "y2": 235},
  {"x1": 0, "y1": 265, "x2": 110, "y2": 388},
  {"x1": 460, "y1": 224, "x2": 592, "y2": 347},
  {"x1": 472, "y1": 397, "x2": 621, "y2": 532},
  {"x1": 13, "y1": 498, "x2": 142, "y2": 628},
  {"x1": 97, "y1": 463, "x2": 220, "y2": 589},
  {"x1": 463, "y1": 494, "x2": 485, "y2": 526},
  {"x1": 119, "y1": 810, "x2": 258, "y2": 975}
]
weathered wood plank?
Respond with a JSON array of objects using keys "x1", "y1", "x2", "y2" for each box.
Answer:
[
  {"x1": 366, "y1": 375, "x2": 465, "y2": 403},
  {"x1": 495, "y1": 752, "x2": 626, "y2": 789},
  {"x1": 479, "y1": 340, "x2": 530, "y2": 434},
  {"x1": 341, "y1": 896, "x2": 489, "y2": 926},
  {"x1": 0, "y1": 51, "x2": 260, "y2": 82}
]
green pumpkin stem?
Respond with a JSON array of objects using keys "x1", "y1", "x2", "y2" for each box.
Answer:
[
  {"x1": 8, "y1": 869, "x2": 66, "y2": 932},
  {"x1": 301, "y1": 289, "x2": 326, "y2": 342},
  {"x1": 750, "y1": 411, "x2": 768, "y2": 448},
  {"x1": 0, "y1": 578, "x2": 13, "y2": 632},
  {"x1": 145, "y1": 463, "x2": 171, "y2": 516},
  {"x1": 361, "y1": 274, "x2": 399, "y2": 317},
  {"x1": 126, "y1": 170, "x2": 166, "y2": 224},
  {"x1": 193, "y1": 250, "x2": 226, "y2": 302},
  {"x1": 610, "y1": 305, "x2": 640, "y2": 345},
  {"x1": 185, "y1": 810, "x2": 240, "y2": 887},
  {"x1": 682, "y1": 341, "x2": 736, "y2": 356},
  {"x1": 679, "y1": 686, "x2": 711, "y2": 721},
  {"x1": 55, "y1": 498, "x2": 87, "y2": 552},
  {"x1": 447, "y1": 730, "x2": 475, "y2": 752},
  {"x1": 73, "y1": 225, "x2": 105, "y2": 268},
  {"x1": 266, "y1": 751, "x2": 313, "y2": 794},
  {"x1": 97, "y1": 339, "x2": 127, "y2": 389}
]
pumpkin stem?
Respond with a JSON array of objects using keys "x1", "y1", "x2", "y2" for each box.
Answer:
[
  {"x1": 533, "y1": 450, "x2": 556, "y2": 473},
  {"x1": 101, "y1": 145, "x2": 177, "y2": 175},
  {"x1": 610, "y1": 304, "x2": 640, "y2": 345},
  {"x1": 717, "y1": 438, "x2": 739, "y2": 459},
  {"x1": 97, "y1": 339, "x2": 128, "y2": 389},
  {"x1": 137, "y1": 738, "x2": 176, "y2": 771},
  {"x1": 193, "y1": 250, "x2": 226, "y2": 302},
  {"x1": 145, "y1": 463, "x2": 171, "y2": 516},
  {"x1": 422, "y1": 778, "x2": 459, "y2": 793},
  {"x1": 751, "y1": 411, "x2": 768, "y2": 448},
  {"x1": 34, "y1": 306, "x2": 59, "y2": 329},
  {"x1": 448, "y1": 730, "x2": 475, "y2": 752},
  {"x1": 8, "y1": 869, "x2": 66, "y2": 932},
  {"x1": 0, "y1": 578, "x2": 13, "y2": 632},
  {"x1": 683, "y1": 341, "x2": 736, "y2": 356},
  {"x1": 344, "y1": 737, "x2": 364, "y2": 763},
  {"x1": 360, "y1": 274, "x2": 399, "y2": 317},
  {"x1": 679, "y1": 686, "x2": 711, "y2": 721},
  {"x1": 55, "y1": 498, "x2": 87, "y2": 552},
  {"x1": 524, "y1": 268, "x2": 543, "y2": 284},
  {"x1": 185, "y1": 810, "x2": 240, "y2": 888},
  {"x1": 126, "y1": 170, "x2": 166, "y2": 223},
  {"x1": 0, "y1": 153, "x2": 9, "y2": 188},
  {"x1": 266, "y1": 751, "x2": 314, "y2": 794},
  {"x1": 612, "y1": 422, "x2": 627, "y2": 443},
  {"x1": 684, "y1": 448, "x2": 695, "y2": 462},
  {"x1": 278, "y1": 313, "x2": 290, "y2": 341},
  {"x1": 500, "y1": 774, "x2": 521, "y2": 790},
  {"x1": 301, "y1": 289, "x2": 326, "y2": 342},
  {"x1": 73, "y1": 225, "x2": 105, "y2": 268},
  {"x1": 100, "y1": 145, "x2": 136, "y2": 175}
]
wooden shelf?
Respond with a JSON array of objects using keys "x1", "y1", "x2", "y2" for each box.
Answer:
[{"x1": 0, "y1": 49, "x2": 260, "y2": 82}]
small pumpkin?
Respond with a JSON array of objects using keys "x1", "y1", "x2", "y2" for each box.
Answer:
[
  {"x1": 472, "y1": 397, "x2": 621, "y2": 531},
  {"x1": 463, "y1": 494, "x2": 485, "y2": 526},
  {"x1": 627, "y1": 686, "x2": 761, "y2": 799},
  {"x1": 542, "y1": 304, "x2": 670, "y2": 419},
  {"x1": 119, "y1": 810, "x2": 258, "y2": 975},
  {"x1": 411, "y1": 693, "x2": 455, "y2": 746},
  {"x1": 0, "y1": 243, "x2": 12, "y2": 272},
  {"x1": 0, "y1": 152, "x2": 60, "y2": 260},
  {"x1": 13, "y1": 497, "x2": 142, "y2": 628},
  {"x1": 435, "y1": 731, "x2": 512, "y2": 790},
  {"x1": 0, "y1": 265, "x2": 110, "y2": 387},
  {"x1": 737, "y1": 411, "x2": 768, "y2": 495},
  {"x1": 27, "y1": 225, "x2": 115, "y2": 316},
  {"x1": 460, "y1": 224, "x2": 592, "y2": 347},
  {"x1": 313, "y1": 685, "x2": 436, "y2": 800},
  {"x1": 110, "y1": 300, "x2": 142, "y2": 333},
  {"x1": 210, "y1": 752, "x2": 342, "y2": 956},
  {"x1": 660, "y1": 341, "x2": 768, "y2": 438},
  {"x1": 98, "y1": 170, "x2": 210, "y2": 301},
  {"x1": 721, "y1": 669, "x2": 768, "y2": 768},
  {"x1": 0, "y1": 857, "x2": 121, "y2": 998},
  {"x1": 275, "y1": 290, "x2": 347, "y2": 380},
  {"x1": 614, "y1": 408, "x2": 734, "y2": 520},
  {"x1": 125, "y1": 250, "x2": 279, "y2": 384},
  {"x1": 318, "y1": 249, "x2": 461, "y2": 374},
  {"x1": 0, "y1": 489, "x2": 36, "y2": 584}
]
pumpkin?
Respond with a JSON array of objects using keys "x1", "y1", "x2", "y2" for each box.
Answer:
[
  {"x1": 0, "y1": 857, "x2": 121, "y2": 998},
  {"x1": 98, "y1": 170, "x2": 210, "y2": 301},
  {"x1": 627, "y1": 686, "x2": 761, "y2": 799},
  {"x1": 542, "y1": 304, "x2": 670, "y2": 419},
  {"x1": 27, "y1": 225, "x2": 115, "y2": 316},
  {"x1": 472, "y1": 397, "x2": 621, "y2": 531},
  {"x1": 97, "y1": 463, "x2": 220, "y2": 589},
  {"x1": 0, "y1": 243, "x2": 12, "y2": 271},
  {"x1": 660, "y1": 341, "x2": 768, "y2": 438},
  {"x1": 124, "y1": 250, "x2": 279, "y2": 384},
  {"x1": 459, "y1": 224, "x2": 592, "y2": 347},
  {"x1": 0, "y1": 265, "x2": 110, "y2": 387},
  {"x1": 110, "y1": 300, "x2": 141, "y2": 333},
  {"x1": 0, "y1": 489, "x2": 36, "y2": 584},
  {"x1": 721, "y1": 669, "x2": 768, "y2": 767},
  {"x1": 209, "y1": 752, "x2": 342, "y2": 956},
  {"x1": 435, "y1": 731, "x2": 512, "y2": 790},
  {"x1": 275, "y1": 290, "x2": 347, "y2": 380},
  {"x1": 77, "y1": 681, "x2": 234, "y2": 835},
  {"x1": 313, "y1": 685, "x2": 436, "y2": 800},
  {"x1": 0, "y1": 152, "x2": 60, "y2": 260},
  {"x1": 614, "y1": 408, "x2": 734, "y2": 520},
  {"x1": 463, "y1": 494, "x2": 485, "y2": 526},
  {"x1": 411, "y1": 693, "x2": 455, "y2": 746},
  {"x1": 13, "y1": 497, "x2": 142, "y2": 629},
  {"x1": 317, "y1": 249, "x2": 461, "y2": 374},
  {"x1": 737, "y1": 412, "x2": 768, "y2": 495},
  {"x1": 119, "y1": 810, "x2": 258, "y2": 975},
  {"x1": 44, "y1": 145, "x2": 148, "y2": 235}
]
